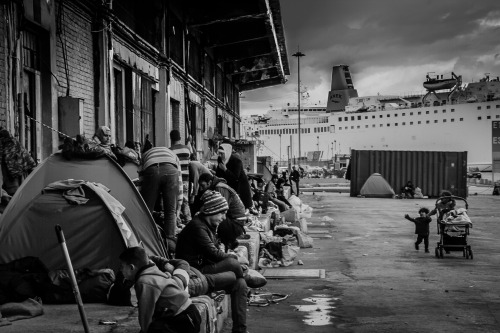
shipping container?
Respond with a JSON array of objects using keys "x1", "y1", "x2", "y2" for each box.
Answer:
[{"x1": 349, "y1": 150, "x2": 468, "y2": 198}]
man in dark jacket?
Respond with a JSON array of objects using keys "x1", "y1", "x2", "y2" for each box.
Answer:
[
  {"x1": 290, "y1": 165, "x2": 301, "y2": 197},
  {"x1": 176, "y1": 190, "x2": 248, "y2": 333},
  {"x1": 196, "y1": 173, "x2": 247, "y2": 250}
]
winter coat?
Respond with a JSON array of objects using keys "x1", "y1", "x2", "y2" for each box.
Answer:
[
  {"x1": 405, "y1": 215, "x2": 432, "y2": 235},
  {"x1": 175, "y1": 216, "x2": 233, "y2": 269}
]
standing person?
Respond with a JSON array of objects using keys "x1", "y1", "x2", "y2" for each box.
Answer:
[
  {"x1": 404, "y1": 207, "x2": 432, "y2": 253},
  {"x1": 118, "y1": 247, "x2": 201, "y2": 333},
  {"x1": 169, "y1": 130, "x2": 192, "y2": 224},
  {"x1": 197, "y1": 173, "x2": 247, "y2": 251},
  {"x1": 176, "y1": 190, "x2": 248, "y2": 333},
  {"x1": 188, "y1": 156, "x2": 211, "y2": 211},
  {"x1": 0, "y1": 129, "x2": 37, "y2": 195},
  {"x1": 140, "y1": 145, "x2": 182, "y2": 254},
  {"x1": 273, "y1": 162, "x2": 279, "y2": 175},
  {"x1": 216, "y1": 143, "x2": 254, "y2": 211},
  {"x1": 290, "y1": 165, "x2": 301, "y2": 197}
]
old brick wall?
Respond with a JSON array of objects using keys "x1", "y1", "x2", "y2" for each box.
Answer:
[{"x1": 56, "y1": 2, "x2": 95, "y2": 136}]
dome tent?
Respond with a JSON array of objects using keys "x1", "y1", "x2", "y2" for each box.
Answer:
[
  {"x1": 360, "y1": 173, "x2": 395, "y2": 198},
  {"x1": 0, "y1": 153, "x2": 166, "y2": 270}
]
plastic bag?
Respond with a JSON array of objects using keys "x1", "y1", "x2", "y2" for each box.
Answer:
[
  {"x1": 282, "y1": 245, "x2": 299, "y2": 262},
  {"x1": 245, "y1": 269, "x2": 267, "y2": 288}
]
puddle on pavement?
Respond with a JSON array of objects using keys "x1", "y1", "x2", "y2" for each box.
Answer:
[{"x1": 292, "y1": 294, "x2": 338, "y2": 326}]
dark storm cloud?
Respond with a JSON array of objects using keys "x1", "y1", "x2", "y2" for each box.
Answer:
[{"x1": 242, "y1": 0, "x2": 500, "y2": 115}]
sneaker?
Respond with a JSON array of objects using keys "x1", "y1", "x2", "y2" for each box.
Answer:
[
  {"x1": 414, "y1": 243, "x2": 419, "y2": 250},
  {"x1": 425, "y1": 249, "x2": 430, "y2": 253}
]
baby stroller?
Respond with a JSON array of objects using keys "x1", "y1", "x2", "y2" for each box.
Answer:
[{"x1": 434, "y1": 196, "x2": 473, "y2": 259}]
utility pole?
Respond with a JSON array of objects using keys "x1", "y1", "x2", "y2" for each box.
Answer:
[{"x1": 292, "y1": 48, "x2": 305, "y2": 168}]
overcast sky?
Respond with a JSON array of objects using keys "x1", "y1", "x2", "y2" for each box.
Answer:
[{"x1": 240, "y1": 0, "x2": 500, "y2": 116}]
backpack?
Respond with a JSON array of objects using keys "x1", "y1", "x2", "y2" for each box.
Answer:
[{"x1": 192, "y1": 295, "x2": 217, "y2": 333}]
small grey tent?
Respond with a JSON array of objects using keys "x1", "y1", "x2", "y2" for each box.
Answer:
[
  {"x1": 360, "y1": 173, "x2": 395, "y2": 198},
  {"x1": 0, "y1": 153, "x2": 166, "y2": 269}
]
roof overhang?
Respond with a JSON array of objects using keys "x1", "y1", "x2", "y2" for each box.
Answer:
[{"x1": 178, "y1": 0, "x2": 289, "y2": 91}]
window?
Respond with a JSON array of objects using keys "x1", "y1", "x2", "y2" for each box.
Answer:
[
  {"x1": 357, "y1": 125, "x2": 360, "y2": 129},
  {"x1": 372, "y1": 115, "x2": 375, "y2": 119},
  {"x1": 387, "y1": 114, "x2": 390, "y2": 118},
  {"x1": 358, "y1": 116, "x2": 361, "y2": 120},
  {"x1": 497, "y1": 115, "x2": 500, "y2": 118},
  {"x1": 442, "y1": 110, "x2": 446, "y2": 113},
  {"x1": 395, "y1": 114, "x2": 398, "y2": 117},
  {"x1": 344, "y1": 117, "x2": 348, "y2": 121},
  {"x1": 426, "y1": 120, "x2": 430, "y2": 124},
  {"x1": 379, "y1": 115, "x2": 383, "y2": 118},
  {"x1": 443, "y1": 119, "x2": 447, "y2": 123},
  {"x1": 434, "y1": 110, "x2": 438, "y2": 113},
  {"x1": 487, "y1": 116, "x2": 491, "y2": 119},
  {"x1": 478, "y1": 116, "x2": 482, "y2": 120},
  {"x1": 487, "y1": 105, "x2": 491, "y2": 109},
  {"x1": 417, "y1": 121, "x2": 421, "y2": 124},
  {"x1": 338, "y1": 117, "x2": 342, "y2": 121},
  {"x1": 365, "y1": 125, "x2": 368, "y2": 128},
  {"x1": 410, "y1": 122, "x2": 413, "y2": 125},
  {"x1": 350, "y1": 126, "x2": 353, "y2": 129},
  {"x1": 418, "y1": 111, "x2": 421, "y2": 115},
  {"x1": 395, "y1": 123, "x2": 398, "y2": 126},
  {"x1": 410, "y1": 112, "x2": 413, "y2": 115},
  {"x1": 130, "y1": 73, "x2": 155, "y2": 146},
  {"x1": 372, "y1": 124, "x2": 376, "y2": 127},
  {"x1": 477, "y1": 106, "x2": 481, "y2": 110},
  {"x1": 402, "y1": 113, "x2": 406, "y2": 116},
  {"x1": 380, "y1": 124, "x2": 383, "y2": 127},
  {"x1": 426, "y1": 111, "x2": 429, "y2": 114},
  {"x1": 460, "y1": 118, "x2": 463, "y2": 121},
  {"x1": 434, "y1": 120, "x2": 438, "y2": 123},
  {"x1": 451, "y1": 119, "x2": 455, "y2": 122},
  {"x1": 451, "y1": 108, "x2": 455, "y2": 112},
  {"x1": 365, "y1": 116, "x2": 368, "y2": 119},
  {"x1": 351, "y1": 116, "x2": 355, "y2": 121},
  {"x1": 402, "y1": 122, "x2": 406, "y2": 125}
]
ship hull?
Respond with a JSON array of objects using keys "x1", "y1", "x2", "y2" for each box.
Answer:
[{"x1": 245, "y1": 100, "x2": 498, "y2": 166}]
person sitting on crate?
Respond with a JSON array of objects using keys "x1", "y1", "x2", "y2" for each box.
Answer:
[
  {"x1": 404, "y1": 207, "x2": 432, "y2": 253},
  {"x1": 401, "y1": 180, "x2": 415, "y2": 199},
  {"x1": 118, "y1": 246, "x2": 201, "y2": 333},
  {"x1": 265, "y1": 174, "x2": 291, "y2": 212},
  {"x1": 176, "y1": 190, "x2": 249, "y2": 333}
]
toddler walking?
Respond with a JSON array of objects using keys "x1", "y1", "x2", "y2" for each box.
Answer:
[{"x1": 404, "y1": 207, "x2": 432, "y2": 253}]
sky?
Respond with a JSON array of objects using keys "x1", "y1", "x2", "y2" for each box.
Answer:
[{"x1": 240, "y1": 0, "x2": 500, "y2": 116}]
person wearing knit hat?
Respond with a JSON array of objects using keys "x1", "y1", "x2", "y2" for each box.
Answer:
[
  {"x1": 199, "y1": 190, "x2": 229, "y2": 216},
  {"x1": 176, "y1": 189, "x2": 248, "y2": 333}
]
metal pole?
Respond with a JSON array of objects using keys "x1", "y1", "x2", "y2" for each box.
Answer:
[
  {"x1": 279, "y1": 133, "x2": 282, "y2": 163},
  {"x1": 292, "y1": 49, "x2": 305, "y2": 168},
  {"x1": 55, "y1": 225, "x2": 90, "y2": 333}
]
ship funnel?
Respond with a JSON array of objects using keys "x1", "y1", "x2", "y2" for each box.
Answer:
[{"x1": 327, "y1": 65, "x2": 358, "y2": 112}]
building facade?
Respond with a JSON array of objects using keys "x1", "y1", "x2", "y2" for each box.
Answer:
[{"x1": 0, "y1": 0, "x2": 289, "y2": 163}]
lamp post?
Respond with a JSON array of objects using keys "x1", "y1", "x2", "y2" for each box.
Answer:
[
  {"x1": 292, "y1": 49, "x2": 305, "y2": 167},
  {"x1": 279, "y1": 133, "x2": 282, "y2": 163},
  {"x1": 332, "y1": 141, "x2": 334, "y2": 162}
]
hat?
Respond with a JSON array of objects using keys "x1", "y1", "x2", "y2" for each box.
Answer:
[{"x1": 200, "y1": 190, "x2": 228, "y2": 216}]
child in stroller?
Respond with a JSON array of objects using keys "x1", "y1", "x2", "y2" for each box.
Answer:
[{"x1": 429, "y1": 191, "x2": 473, "y2": 259}]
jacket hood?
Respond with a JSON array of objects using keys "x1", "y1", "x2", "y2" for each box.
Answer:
[{"x1": 219, "y1": 143, "x2": 232, "y2": 164}]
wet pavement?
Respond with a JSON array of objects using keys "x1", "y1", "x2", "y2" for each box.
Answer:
[{"x1": 2, "y1": 189, "x2": 500, "y2": 332}]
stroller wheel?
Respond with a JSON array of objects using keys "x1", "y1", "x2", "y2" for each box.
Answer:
[
  {"x1": 465, "y1": 249, "x2": 469, "y2": 259},
  {"x1": 439, "y1": 247, "x2": 444, "y2": 258},
  {"x1": 469, "y1": 248, "x2": 473, "y2": 260},
  {"x1": 463, "y1": 249, "x2": 466, "y2": 257},
  {"x1": 435, "y1": 247, "x2": 439, "y2": 258}
]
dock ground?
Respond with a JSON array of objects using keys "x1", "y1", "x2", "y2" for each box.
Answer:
[{"x1": 2, "y1": 178, "x2": 499, "y2": 332}]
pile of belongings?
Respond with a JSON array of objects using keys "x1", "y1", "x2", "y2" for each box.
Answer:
[{"x1": 254, "y1": 195, "x2": 314, "y2": 269}]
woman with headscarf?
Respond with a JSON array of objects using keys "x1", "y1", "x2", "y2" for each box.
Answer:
[
  {"x1": 215, "y1": 143, "x2": 254, "y2": 210},
  {"x1": 0, "y1": 129, "x2": 37, "y2": 195}
]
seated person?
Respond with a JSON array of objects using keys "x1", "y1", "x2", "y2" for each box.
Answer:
[
  {"x1": 176, "y1": 190, "x2": 248, "y2": 333},
  {"x1": 118, "y1": 247, "x2": 201, "y2": 333},
  {"x1": 401, "y1": 181, "x2": 415, "y2": 198},
  {"x1": 265, "y1": 174, "x2": 291, "y2": 212},
  {"x1": 277, "y1": 171, "x2": 294, "y2": 196},
  {"x1": 252, "y1": 178, "x2": 270, "y2": 213},
  {"x1": 198, "y1": 172, "x2": 247, "y2": 251}
]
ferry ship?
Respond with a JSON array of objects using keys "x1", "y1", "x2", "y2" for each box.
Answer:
[{"x1": 241, "y1": 65, "x2": 500, "y2": 168}]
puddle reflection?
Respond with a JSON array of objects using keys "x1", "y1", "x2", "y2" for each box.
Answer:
[{"x1": 292, "y1": 295, "x2": 338, "y2": 326}]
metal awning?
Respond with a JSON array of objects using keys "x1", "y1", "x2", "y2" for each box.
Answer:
[{"x1": 178, "y1": 0, "x2": 290, "y2": 91}]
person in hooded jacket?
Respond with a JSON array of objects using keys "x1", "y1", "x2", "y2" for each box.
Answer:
[
  {"x1": 215, "y1": 143, "x2": 255, "y2": 212},
  {"x1": 195, "y1": 172, "x2": 247, "y2": 251}
]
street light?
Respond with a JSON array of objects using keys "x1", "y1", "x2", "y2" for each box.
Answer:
[
  {"x1": 279, "y1": 133, "x2": 282, "y2": 163},
  {"x1": 292, "y1": 48, "x2": 305, "y2": 167}
]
